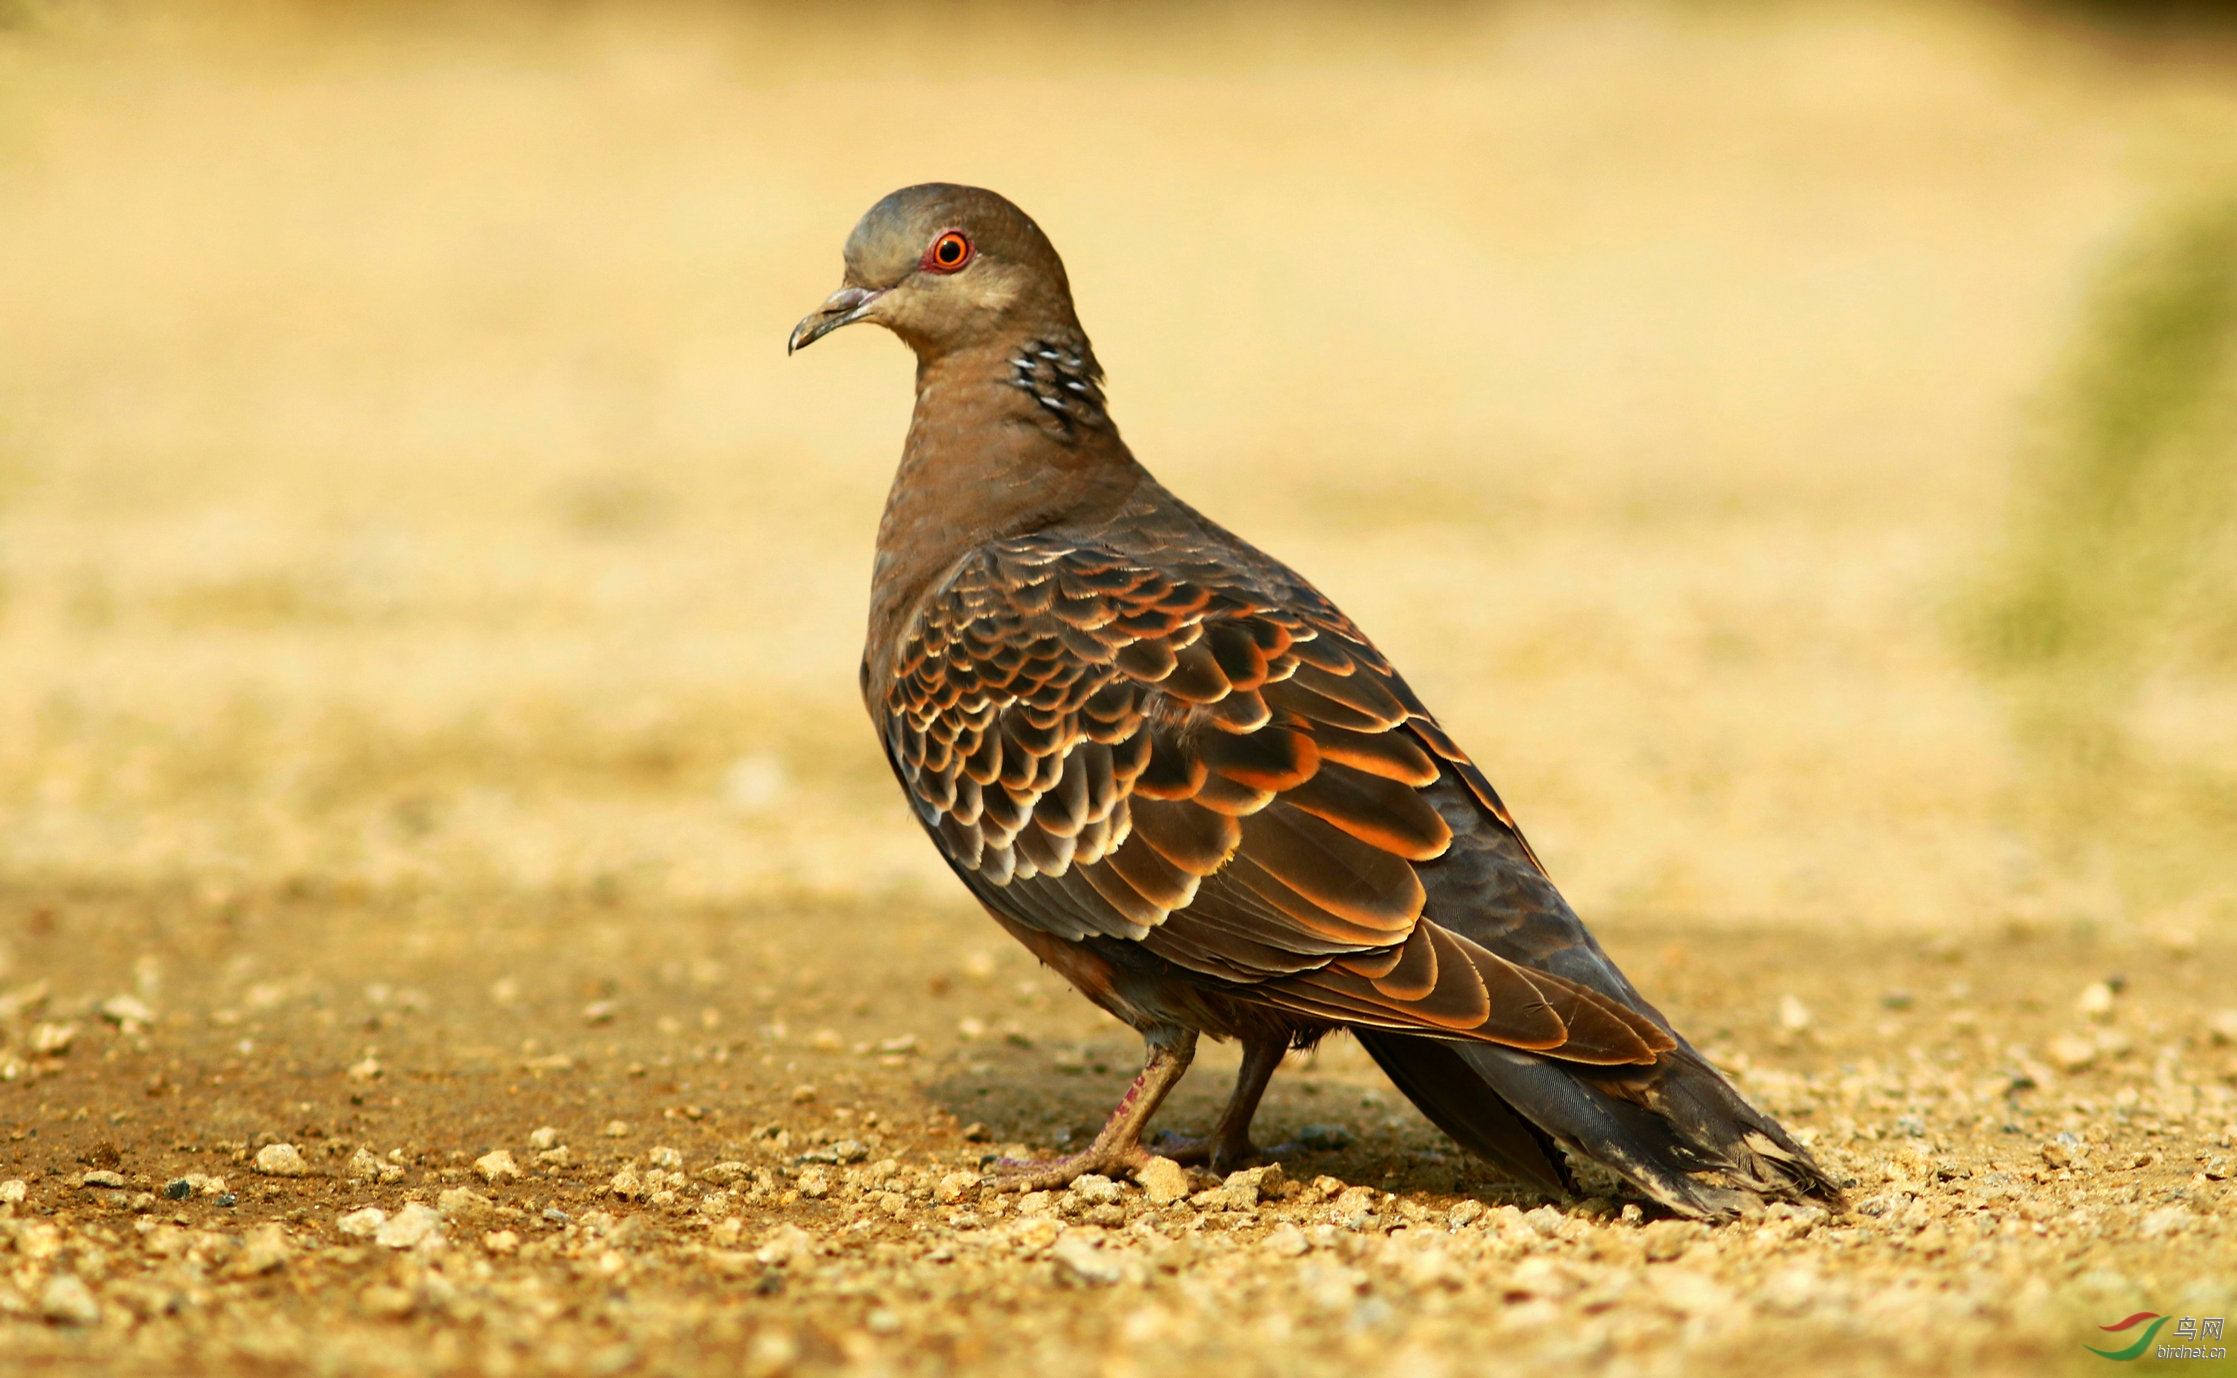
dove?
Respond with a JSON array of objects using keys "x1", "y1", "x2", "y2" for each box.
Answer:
[{"x1": 789, "y1": 183, "x2": 1837, "y2": 1218}]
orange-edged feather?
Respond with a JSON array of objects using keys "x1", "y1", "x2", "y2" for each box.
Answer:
[
  {"x1": 1284, "y1": 761, "x2": 1452, "y2": 861},
  {"x1": 1235, "y1": 803, "x2": 1425, "y2": 931}
]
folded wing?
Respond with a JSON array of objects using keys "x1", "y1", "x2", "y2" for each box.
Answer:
[{"x1": 880, "y1": 535, "x2": 1674, "y2": 1068}]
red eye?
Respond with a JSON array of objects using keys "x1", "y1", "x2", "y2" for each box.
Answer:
[{"x1": 923, "y1": 230, "x2": 972, "y2": 273}]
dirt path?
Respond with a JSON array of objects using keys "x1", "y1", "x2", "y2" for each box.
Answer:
[{"x1": 2, "y1": 884, "x2": 2229, "y2": 1376}]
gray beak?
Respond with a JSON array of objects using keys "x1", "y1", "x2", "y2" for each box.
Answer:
[{"x1": 788, "y1": 286, "x2": 886, "y2": 354}]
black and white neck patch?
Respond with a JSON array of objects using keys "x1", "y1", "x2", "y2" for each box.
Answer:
[{"x1": 1008, "y1": 338, "x2": 1109, "y2": 438}]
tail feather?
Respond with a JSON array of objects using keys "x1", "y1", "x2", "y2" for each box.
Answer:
[
  {"x1": 1357, "y1": 1033, "x2": 1571, "y2": 1198},
  {"x1": 1357, "y1": 1029, "x2": 1841, "y2": 1220}
]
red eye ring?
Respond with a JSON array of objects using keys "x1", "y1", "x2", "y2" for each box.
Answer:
[{"x1": 923, "y1": 230, "x2": 972, "y2": 274}]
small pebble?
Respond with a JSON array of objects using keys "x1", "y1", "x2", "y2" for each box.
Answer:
[
  {"x1": 438, "y1": 1187, "x2": 494, "y2": 1219},
  {"x1": 233, "y1": 1222, "x2": 294, "y2": 1275},
  {"x1": 1049, "y1": 1233, "x2": 1125, "y2": 1285},
  {"x1": 2077, "y1": 982, "x2": 2115, "y2": 1020},
  {"x1": 41, "y1": 1274, "x2": 100, "y2": 1327},
  {"x1": 1759, "y1": 1263, "x2": 1823, "y2": 1315},
  {"x1": 1263, "y1": 1224, "x2": 1310, "y2": 1257},
  {"x1": 1641, "y1": 1220, "x2": 1706, "y2": 1262},
  {"x1": 360, "y1": 1285, "x2": 415, "y2": 1320},
  {"x1": 528, "y1": 1126, "x2": 562, "y2": 1151},
  {"x1": 1137, "y1": 1156, "x2": 1190, "y2": 1205},
  {"x1": 337, "y1": 1207, "x2": 387, "y2": 1238},
  {"x1": 2046, "y1": 1034, "x2": 2097, "y2": 1072},
  {"x1": 253, "y1": 1144, "x2": 311, "y2": 1177},
  {"x1": 1070, "y1": 1174, "x2": 1123, "y2": 1205},
  {"x1": 79, "y1": 1170, "x2": 126, "y2": 1190},
  {"x1": 474, "y1": 1150, "x2": 523, "y2": 1183},
  {"x1": 374, "y1": 1203, "x2": 444, "y2": 1250},
  {"x1": 755, "y1": 1225, "x2": 815, "y2": 1266},
  {"x1": 0, "y1": 1180, "x2": 26, "y2": 1205},
  {"x1": 99, "y1": 994, "x2": 154, "y2": 1026}
]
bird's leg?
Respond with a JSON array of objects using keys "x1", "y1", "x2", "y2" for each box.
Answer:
[
  {"x1": 988, "y1": 1026, "x2": 1197, "y2": 1191},
  {"x1": 1150, "y1": 1033, "x2": 1288, "y2": 1174}
]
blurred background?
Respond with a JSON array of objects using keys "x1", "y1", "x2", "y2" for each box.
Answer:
[{"x1": 0, "y1": 0, "x2": 2232, "y2": 950}]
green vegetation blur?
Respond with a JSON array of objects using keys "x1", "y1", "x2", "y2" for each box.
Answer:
[{"x1": 1970, "y1": 191, "x2": 2237, "y2": 923}]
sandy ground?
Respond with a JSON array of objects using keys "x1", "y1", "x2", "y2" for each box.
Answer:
[
  {"x1": 1, "y1": 886, "x2": 2233, "y2": 1376},
  {"x1": 4, "y1": 2, "x2": 2237, "y2": 1374}
]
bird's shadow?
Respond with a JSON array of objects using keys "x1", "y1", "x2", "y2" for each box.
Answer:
[{"x1": 914, "y1": 1031, "x2": 1573, "y2": 1209}]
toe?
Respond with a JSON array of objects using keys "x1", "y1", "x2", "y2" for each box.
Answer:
[
  {"x1": 1148, "y1": 1132, "x2": 1212, "y2": 1167},
  {"x1": 985, "y1": 1143, "x2": 1150, "y2": 1192}
]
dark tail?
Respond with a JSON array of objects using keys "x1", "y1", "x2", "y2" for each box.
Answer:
[{"x1": 1357, "y1": 1029, "x2": 1841, "y2": 1220}]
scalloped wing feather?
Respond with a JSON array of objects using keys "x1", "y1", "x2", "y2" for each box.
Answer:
[{"x1": 877, "y1": 533, "x2": 1670, "y2": 1066}]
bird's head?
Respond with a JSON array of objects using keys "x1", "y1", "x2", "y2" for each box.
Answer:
[{"x1": 788, "y1": 184, "x2": 1078, "y2": 359}]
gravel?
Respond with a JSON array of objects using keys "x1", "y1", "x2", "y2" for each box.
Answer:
[{"x1": 0, "y1": 889, "x2": 2231, "y2": 1377}]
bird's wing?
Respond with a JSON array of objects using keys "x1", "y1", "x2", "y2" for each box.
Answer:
[{"x1": 881, "y1": 534, "x2": 1674, "y2": 1067}]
